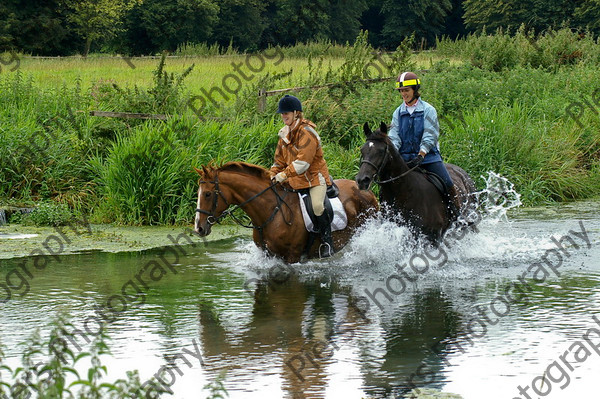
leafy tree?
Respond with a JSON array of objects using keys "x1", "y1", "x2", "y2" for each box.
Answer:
[
  {"x1": 575, "y1": 0, "x2": 600, "y2": 33},
  {"x1": 120, "y1": 0, "x2": 219, "y2": 55},
  {"x1": 360, "y1": 0, "x2": 385, "y2": 47},
  {"x1": 463, "y1": 0, "x2": 577, "y2": 33},
  {"x1": 381, "y1": 0, "x2": 452, "y2": 48},
  {"x1": 327, "y1": 0, "x2": 369, "y2": 43},
  {"x1": 62, "y1": 0, "x2": 142, "y2": 56},
  {"x1": 0, "y1": 0, "x2": 77, "y2": 55},
  {"x1": 261, "y1": 0, "x2": 368, "y2": 47},
  {"x1": 462, "y1": 0, "x2": 523, "y2": 32},
  {"x1": 443, "y1": 0, "x2": 467, "y2": 39},
  {"x1": 526, "y1": 0, "x2": 576, "y2": 31},
  {"x1": 212, "y1": 0, "x2": 266, "y2": 51},
  {"x1": 257, "y1": 0, "x2": 279, "y2": 47},
  {"x1": 270, "y1": 0, "x2": 332, "y2": 45}
]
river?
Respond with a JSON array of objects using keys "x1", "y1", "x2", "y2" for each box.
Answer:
[{"x1": 1, "y1": 193, "x2": 599, "y2": 398}]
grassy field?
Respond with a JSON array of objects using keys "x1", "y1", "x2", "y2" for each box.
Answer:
[
  {"x1": 1, "y1": 30, "x2": 599, "y2": 225},
  {"x1": 15, "y1": 55, "x2": 312, "y2": 91},
  {"x1": 12, "y1": 51, "x2": 456, "y2": 94}
]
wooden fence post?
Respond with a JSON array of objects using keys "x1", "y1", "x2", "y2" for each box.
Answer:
[{"x1": 258, "y1": 88, "x2": 267, "y2": 113}]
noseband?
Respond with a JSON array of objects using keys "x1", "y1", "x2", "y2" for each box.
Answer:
[{"x1": 195, "y1": 173, "x2": 227, "y2": 226}]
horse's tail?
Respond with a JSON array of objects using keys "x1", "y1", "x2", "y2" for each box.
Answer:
[{"x1": 447, "y1": 163, "x2": 479, "y2": 227}]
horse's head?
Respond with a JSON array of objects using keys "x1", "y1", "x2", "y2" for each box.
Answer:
[
  {"x1": 194, "y1": 165, "x2": 230, "y2": 237},
  {"x1": 356, "y1": 122, "x2": 392, "y2": 190}
]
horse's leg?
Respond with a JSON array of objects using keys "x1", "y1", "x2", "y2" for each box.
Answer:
[
  {"x1": 428, "y1": 229, "x2": 443, "y2": 246},
  {"x1": 255, "y1": 224, "x2": 305, "y2": 264}
]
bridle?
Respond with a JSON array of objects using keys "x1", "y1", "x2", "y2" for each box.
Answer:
[
  {"x1": 195, "y1": 172, "x2": 293, "y2": 245},
  {"x1": 360, "y1": 139, "x2": 421, "y2": 185},
  {"x1": 195, "y1": 175, "x2": 225, "y2": 227},
  {"x1": 360, "y1": 140, "x2": 391, "y2": 181}
]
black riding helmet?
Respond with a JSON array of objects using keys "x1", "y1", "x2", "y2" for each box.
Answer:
[{"x1": 277, "y1": 94, "x2": 302, "y2": 113}]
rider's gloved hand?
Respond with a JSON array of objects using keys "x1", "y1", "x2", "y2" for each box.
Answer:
[
  {"x1": 272, "y1": 172, "x2": 287, "y2": 184},
  {"x1": 406, "y1": 154, "x2": 424, "y2": 169}
]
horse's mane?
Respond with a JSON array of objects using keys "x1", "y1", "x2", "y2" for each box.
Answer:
[
  {"x1": 198, "y1": 161, "x2": 270, "y2": 181},
  {"x1": 369, "y1": 129, "x2": 394, "y2": 146}
]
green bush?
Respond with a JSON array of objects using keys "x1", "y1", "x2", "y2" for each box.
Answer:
[
  {"x1": 91, "y1": 53, "x2": 194, "y2": 115},
  {"x1": 19, "y1": 202, "x2": 74, "y2": 226},
  {"x1": 441, "y1": 101, "x2": 599, "y2": 204},
  {"x1": 468, "y1": 29, "x2": 520, "y2": 72},
  {"x1": 0, "y1": 72, "x2": 98, "y2": 208},
  {"x1": 175, "y1": 41, "x2": 237, "y2": 56},
  {"x1": 437, "y1": 27, "x2": 600, "y2": 71},
  {"x1": 90, "y1": 123, "x2": 191, "y2": 225},
  {"x1": 279, "y1": 39, "x2": 350, "y2": 59}
]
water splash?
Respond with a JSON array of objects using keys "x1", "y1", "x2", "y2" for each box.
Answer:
[
  {"x1": 474, "y1": 171, "x2": 522, "y2": 221},
  {"x1": 0, "y1": 209, "x2": 6, "y2": 226},
  {"x1": 337, "y1": 171, "x2": 541, "y2": 277},
  {"x1": 222, "y1": 172, "x2": 535, "y2": 279}
]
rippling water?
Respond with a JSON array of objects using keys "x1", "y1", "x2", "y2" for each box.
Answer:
[{"x1": 1, "y1": 193, "x2": 599, "y2": 398}]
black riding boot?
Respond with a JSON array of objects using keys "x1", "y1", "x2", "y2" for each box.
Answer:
[{"x1": 315, "y1": 213, "x2": 334, "y2": 258}]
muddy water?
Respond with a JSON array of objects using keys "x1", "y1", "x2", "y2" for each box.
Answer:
[{"x1": 0, "y1": 199, "x2": 599, "y2": 399}]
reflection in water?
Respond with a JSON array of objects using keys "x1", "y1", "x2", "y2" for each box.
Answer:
[
  {"x1": 196, "y1": 268, "x2": 468, "y2": 398},
  {"x1": 199, "y1": 275, "x2": 363, "y2": 398},
  {"x1": 369, "y1": 290, "x2": 462, "y2": 398}
]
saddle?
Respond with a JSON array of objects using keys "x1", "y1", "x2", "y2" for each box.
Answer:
[
  {"x1": 297, "y1": 181, "x2": 347, "y2": 233},
  {"x1": 417, "y1": 168, "x2": 447, "y2": 196},
  {"x1": 417, "y1": 168, "x2": 460, "y2": 220}
]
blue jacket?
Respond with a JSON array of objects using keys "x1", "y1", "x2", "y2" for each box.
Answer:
[{"x1": 388, "y1": 99, "x2": 442, "y2": 164}]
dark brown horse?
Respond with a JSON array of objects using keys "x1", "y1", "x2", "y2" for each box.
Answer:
[
  {"x1": 194, "y1": 162, "x2": 378, "y2": 263},
  {"x1": 356, "y1": 122, "x2": 477, "y2": 241}
]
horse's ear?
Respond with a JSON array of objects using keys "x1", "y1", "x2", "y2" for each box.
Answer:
[
  {"x1": 379, "y1": 122, "x2": 388, "y2": 135},
  {"x1": 363, "y1": 122, "x2": 372, "y2": 138},
  {"x1": 193, "y1": 166, "x2": 203, "y2": 175}
]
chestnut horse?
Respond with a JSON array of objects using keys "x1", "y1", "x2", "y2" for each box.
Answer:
[
  {"x1": 356, "y1": 122, "x2": 477, "y2": 241},
  {"x1": 194, "y1": 162, "x2": 378, "y2": 263}
]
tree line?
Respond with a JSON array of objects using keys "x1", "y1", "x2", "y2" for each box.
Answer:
[{"x1": 1, "y1": 0, "x2": 599, "y2": 56}]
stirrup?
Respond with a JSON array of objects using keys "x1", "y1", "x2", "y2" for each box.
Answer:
[{"x1": 319, "y1": 242, "x2": 334, "y2": 258}]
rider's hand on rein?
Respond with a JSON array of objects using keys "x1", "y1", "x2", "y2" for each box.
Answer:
[
  {"x1": 274, "y1": 172, "x2": 287, "y2": 184},
  {"x1": 406, "y1": 154, "x2": 424, "y2": 169}
]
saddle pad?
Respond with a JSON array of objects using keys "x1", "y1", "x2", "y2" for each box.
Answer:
[{"x1": 298, "y1": 193, "x2": 348, "y2": 233}]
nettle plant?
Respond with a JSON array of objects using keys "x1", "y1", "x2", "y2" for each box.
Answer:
[{"x1": 0, "y1": 316, "x2": 162, "y2": 399}]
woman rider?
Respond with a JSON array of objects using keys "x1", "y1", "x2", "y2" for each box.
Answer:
[
  {"x1": 388, "y1": 71, "x2": 461, "y2": 217},
  {"x1": 270, "y1": 95, "x2": 335, "y2": 257}
]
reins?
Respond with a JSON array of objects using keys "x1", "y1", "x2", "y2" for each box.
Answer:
[{"x1": 375, "y1": 164, "x2": 420, "y2": 184}]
